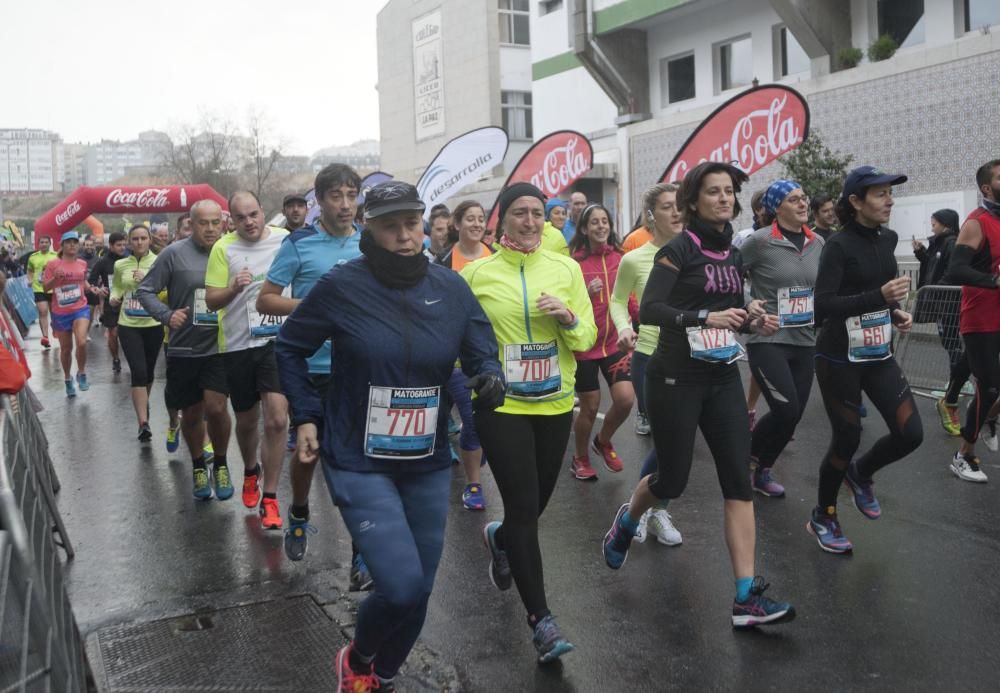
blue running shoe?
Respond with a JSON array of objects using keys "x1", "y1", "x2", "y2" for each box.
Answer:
[
  {"x1": 462, "y1": 483, "x2": 486, "y2": 511},
  {"x1": 482, "y1": 521, "x2": 512, "y2": 590},
  {"x1": 532, "y1": 615, "x2": 575, "y2": 664},
  {"x1": 844, "y1": 461, "x2": 881, "y2": 519},
  {"x1": 807, "y1": 506, "x2": 853, "y2": 554},
  {"x1": 192, "y1": 468, "x2": 212, "y2": 500},
  {"x1": 732, "y1": 576, "x2": 796, "y2": 628},
  {"x1": 349, "y1": 553, "x2": 374, "y2": 592},
  {"x1": 283, "y1": 514, "x2": 317, "y2": 561},
  {"x1": 166, "y1": 426, "x2": 180, "y2": 453},
  {"x1": 603, "y1": 503, "x2": 635, "y2": 569},
  {"x1": 286, "y1": 427, "x2": 296, "y2": 452},
  {"x1": 213, "y1": 465, "x2": 234, "y2": 501},
  {"x1": 65, "y1": 379, "x2": 76, "y2": 398},
  {"x1": 76, "y1": 373, "x2": 89, "y2": 391}
]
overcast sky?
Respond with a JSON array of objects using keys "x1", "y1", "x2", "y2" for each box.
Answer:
[{"x1": 2, "y1": 0, "x2": 389, "y2": 155}]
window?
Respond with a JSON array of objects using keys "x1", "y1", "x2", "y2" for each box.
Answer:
[
  {"x1": 718, "y1": 36, "x2": 753, "y2": 92},
  {"x1": 660, "y1": 52, "x2": 695, "y2": 106},
  {"x1": 499, "y1": 0, "x2": 530, "y2": 45},
  {"x1": 877, "y1": 0, "x2": 924, "y2": 48},
  {"x1": 779, "y1": 26, "x2": 810, "y2": 76},
  {"x1": 966, "y1": 0, "x2": 1000, "y2": 31},
  {"x1": 501, "y1": 91, "x2": 533, "y2": 140},
  {"x1": 539, "y1": 0, "x2": 562, "y2": 15}
]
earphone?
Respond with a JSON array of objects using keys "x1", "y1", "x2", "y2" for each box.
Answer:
[{"x1": 646, "y1": 210, "x2": 655, "y2": 221}]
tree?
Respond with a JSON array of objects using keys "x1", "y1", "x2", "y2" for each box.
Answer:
[
  {"x1": 780, "y1": 128, "x2": 853, "y2": 202},
  {"x1": 244, "y1": 109, "x2": 284, "y2": 203},
  {"x1": 156, "y1": 112, "x2": 242, "y2": 197}
]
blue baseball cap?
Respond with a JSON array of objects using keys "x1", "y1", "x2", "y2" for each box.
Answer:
[
  {"x1": 842, "y1": 166, "x2": 907, "y2": 200},
  {"x1": 60, "y1": 231, "x2": 80, "y2": 243}
]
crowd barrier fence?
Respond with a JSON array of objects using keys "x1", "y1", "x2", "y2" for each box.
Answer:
[{"x1": 895, "y1": 284, "x2": 968, "y2": 399}]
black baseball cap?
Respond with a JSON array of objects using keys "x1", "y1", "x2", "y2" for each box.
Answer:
[
  {"x1": 842, "y1": 166, "x2": 908, "y2": 199},
  {"x1": 363, "y1": 181, "x2": 425, "y2": 220},
  {"x1": 283, "y1": 193, "x2": 308, "y2": 206}
]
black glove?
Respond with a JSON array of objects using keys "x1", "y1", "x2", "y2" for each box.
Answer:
[{"x1": 465, "y1": 373, "x2": 506, "y2": 412}]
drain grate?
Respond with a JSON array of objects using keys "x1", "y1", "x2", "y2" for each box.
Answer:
[{"x1": 88, "y1": 595, "x2": 345, "y2": 692}]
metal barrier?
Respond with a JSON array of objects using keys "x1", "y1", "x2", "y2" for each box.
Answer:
[{"x1": 895, "y1": 284, "x2": 967, "y2": 399}]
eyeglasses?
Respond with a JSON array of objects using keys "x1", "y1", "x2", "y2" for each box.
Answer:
[{"x1": 784, "y1": 195, "x2": 809, "y2": 205}]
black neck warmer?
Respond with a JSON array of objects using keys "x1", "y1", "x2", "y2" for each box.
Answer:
[
  {"x1": 687, "y1": 216, "x2": 734, "y2": 251},
  {"x1": 359, "y1": 230, "x2": 429, "y2": 289}
]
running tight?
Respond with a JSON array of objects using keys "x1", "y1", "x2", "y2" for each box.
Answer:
[
  {"x1": 939, "y1": 312, "x2": 972, "y2": 405},
  {"x1": 814, "y1": 356, "x2": 923, "y2": 509},
  {"x1": 961, "y1": 332, "x2": 1000, "y2": 444},
  {"x1": 117, "y1": 325, "x2": 162, "y2": 388},
  {"x1": 474, "y1": 409, "x2": 573, "y2": 623},
  {"x1": 747, "y1": 343, "x2": 815, "y2": 469}
]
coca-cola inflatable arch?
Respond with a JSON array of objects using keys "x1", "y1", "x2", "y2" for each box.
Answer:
[{"x1": 34, "y1": 184, "x2": 228, "y2": 248}]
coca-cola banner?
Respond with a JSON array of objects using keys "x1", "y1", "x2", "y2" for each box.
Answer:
[
  {"x1": 35, "y1": 184, "x2": 228, "y2": 248},
  {"x1": 417, "y1": 126, "x2": 508, "y2": 218},
  {"x1": 659, "y1": 85, "x2": 809, "y2": 183},
  {"x1": 487, "y1": 130, "x2": 593, "y2": 230}
]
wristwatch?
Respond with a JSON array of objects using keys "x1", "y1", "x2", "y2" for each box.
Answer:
[{"x1": 697, "y1": 309, "x2": 709, "y2": 326}]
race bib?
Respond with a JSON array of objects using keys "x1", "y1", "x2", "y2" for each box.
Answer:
[
  {"x1": 193, "y1": 288, "x2": 217, "y2": 326},
  {"x1": 246, "y1": 286, "x2": 284, "y2": 338},
  {"x1": 365, "y1": 386, "x2": 440, "y2": 459},
  {"x1": 504, "y1": 341, "x2": 561, "y2": 400},
  {"x1": 777, "y1": 286, "x2": 814, "y2": 327},
  {"x1": 686, "y1": 327, "x2": 745, "y2": 364},
  {"x1": 846, "y1": 310, "x2": 892, "y2": 363},
  {"x1": 54, "y1": 284, "x2": 81, "y2": 307},
  {"x1": 123, "y1": 291, "x2": 150, "y2": 318}
]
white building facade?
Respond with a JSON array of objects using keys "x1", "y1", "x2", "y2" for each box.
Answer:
[
  {"x1": 84, "y1": 130, "x2": 168, "y2": 186},
  {"x1": 0, "y1": 129, "x2": 64, "y2": 193}
]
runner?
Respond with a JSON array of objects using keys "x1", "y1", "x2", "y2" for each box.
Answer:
[
  {"x1": 281, "y1": 193, "x2": 309, "y2": 232},
  {"x1": 809, "y1": 194, "x2": 837, "y2": 241},
  {"x1": 610, "y1": 182, "x2": 684, "y2": 546},
  {"x1": 601, "y1": 162, "x2": 795, "y2": 627},
  {"x1": 560, "y1": 191, "x2": 587, "y2": 243},
  {"x1": 42, "y1": 231, "x2": 94, "y2": 397},
  {"x1": 89, "y1": 231, "x2": 127, "y2": 372},
  {"x1": 110, "y1": 224, "x2": 161, "y2": 441},
  {"x1": 26, "y1": 235, "x2": 58, "y2": 349},
  {"x1": 435, "y1": 200, "x2": 492, "y2": 270},
  {"x1": 567, "y1": 203, "x2": 635, "y2": 480},
  {"x1": 740, "y1": 180, "x2": 824, "y2": 498},
  {"x1": 81, "y1": 236, "x2": 101, "y2": 325},
  {"x1": 175, "y1": 213, "x2": 193, "y2": 242},
  {"x1": 944, "y1": 159, "x2": 1000, "y2": 482},
  {"x1": 733, "y1": 190, "x2": 770, "y2": 429},
  {"x1": 205, "y1": 191, "x2": 290, "y2": 529},
  {"x1": 274, "y1": 181, "x2": 505, "y2": 692},
  {"x1": 423, "y1": 206, "x2": 451, "y2": 260},
  {"x1": 462, "y1": 182, "x2": 597, "y2": 663},
  {"x1": 150, "y1": 214, "x2": 171, "y2": 254},
  {"x1": 258, "y1": 164, "x2": 365, "y2": 562},
  {"x1": 137, "y1": 200, "x2": 234, "y2": 500},
  {"x1": 541, "y1": 199, "x2": 570, "y2": 255},
  {"x1": 808, "y1": 165, "x2": 923, "y2": 552}
]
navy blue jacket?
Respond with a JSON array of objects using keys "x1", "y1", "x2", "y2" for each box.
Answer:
[{"x1": 275, "y1": 257, "x2": 501, "y2": 473}]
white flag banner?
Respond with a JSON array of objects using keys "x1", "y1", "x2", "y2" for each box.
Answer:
[{"x1": 416, "y1": 126, "x2": 509, "y2": 218}]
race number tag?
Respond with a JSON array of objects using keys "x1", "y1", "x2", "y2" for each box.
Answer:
[
  {"x1": 193, "y1": 288, "x2": 217, "y2": 326},
  {"x1": 123, "y1": 291, "x2": 150, "y2": 318},
  {"x1": 364, "y1": 386, "x2": 440, "y2": 459},
  {"x1": 246, "y1": 286, "x2": 284, "y2": 338},
  {"x1": 777, "y1": 286, "x2": 814, "y2": 327},
  {"x1": 54, "y1": 284, "x2": 81, "y2": 307},
  {"x1": 504, "y1": 341, "x2": 561, "y2": 399},
  {"x1": 686, "y1": 327, "x2": 745, "y2": 364},
  {"x1": 846, "y1": 310, "x2": 892, "y2": 362}
]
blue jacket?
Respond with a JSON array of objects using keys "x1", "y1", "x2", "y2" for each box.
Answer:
[{"x1": 275, "y1": 257, "x2": 502, "y2": 473}]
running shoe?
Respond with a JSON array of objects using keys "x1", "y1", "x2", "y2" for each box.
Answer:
[
  {"x1": 192, "y1": 468, "x2": 212, "y2": 500},
  {"x1": 76, "y1": 373, "x2": 89, "y2": 391},
  {"x1": 603, "y1": 503, "x2": 634, "y2": 569},
  {"x1": 65, "y1": 379, "x2": 76, "y2": 398},
  {"x1": 634, "y1": 412, "x2": 650, "y2": 436},
  {"x1": 260, "y1": 497, "x2": 283, "y2": 530},
  {"x1": 646, "y1": 508, "x2": 682, "y2": 546},
  {"x1": 936, "y1": 398, "x2": 961, "y2": 437},
  {"x1": 950, "y1": 452, "x2": 988, "y2": 483},
  {"x1": 213, "y1": 465, "x2": 234, "y2": 500},
  {"x1": 806, "y1": 506, "x2": 853, "y2": 554},
  {"x1": 982, "y1": 418, "x2": 998, "y2": 453},
  {"x1": 532, "y1": 614, "x2": 575, "y2": 664},
  {"x1": 751, "y1": 467, "x2": 786, "y2": 498},
  {"x1": 203, "y1": 443, "x2": 215, "y2": 464},
  {"x1": 747, "y1": 409, "x2": 757, "y2": 431},
  {"x1": 242, "y1": 467, "x2": 261, "y2": 508},
  {"x1": 166, "y1": 426, "x2": 180, "y2": 453},
  {"x1": 286, "y1": 427, "x2": 297, "y2": 452},
  {"x1": 41, "y1": 337, "x2": 51, "y2": 349},
  {"x1": 372, "y1": 678, "x2": 396, "y2": 693},
  {"x1": 112, "y1": 358, "x2": 121, "y2": 373},
  {"x1": 482, "y1": 521, "x2": 512, "y2": 590},
  {"x1": 592, "y1": 436, "x2": 624, "y2": 472},
  {"x1": 335, "y1": 644, "x2": 377, "y2": 693},
  {"x1": 284, "y1": 515, "x2": 317, "y2": 561},
  {"x1": 731, "y1": 576, "x2": 796, "y2": 628},
  {"x1": 635, "y1": 509, "x2": 649, "y2": 543},
  {"x1": 570, "y1": 455, "x2": 598, "y2": 481},
  {"x1": 858, "y1": 402, "x2": 868, "y2": 418},
  {"x1": 462, "y1": 483, "x2": 486, "y2": 511},
  {"x1": 137, "y1": 423, "x2": 152, "y2": 442},
  {"x1": 843, "y1": 461, "x2": 881, "y2": 519},
  {"x1": 349, "y1": 554, "x2": 374, "y2": 592}
]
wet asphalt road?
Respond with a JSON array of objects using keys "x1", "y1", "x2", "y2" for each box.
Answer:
[{"x1": 25, "y1": 322, "x2": 1000, "y2": 692}]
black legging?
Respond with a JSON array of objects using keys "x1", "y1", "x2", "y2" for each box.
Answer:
[
  {"x1": 118, "y1": 324, "x2": 163, "y2": 388},
  {"x1": 814, "y1": 356, "x2": 923, "y2": 509},
  {"x1": 939, "y1": 310, "x2": 972, "y2": 405},
  {"x1": 747, "y1": 343, "x2": 815, "y2": 469},
  {"x1": 474, "y1": 409, "x2": 573, "y2": 622},
  {"x1": 961, "y1": 331, "x2": 1000, "y2": 444}
]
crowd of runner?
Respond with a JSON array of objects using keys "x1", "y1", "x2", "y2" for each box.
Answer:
[{"x1": 8, "y1": 157, "x2": 1000, "y2": 692}]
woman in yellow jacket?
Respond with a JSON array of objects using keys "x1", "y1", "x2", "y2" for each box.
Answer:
[
  {"x1": 110, "y1": 224, "x2": 160, "y2": 442},
  {"x1": 461, "y1": 182, "x2": 596, "y2": 664}
]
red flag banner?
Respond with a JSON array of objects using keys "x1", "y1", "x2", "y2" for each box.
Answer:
[
  {"x1": 658, "y1": 85, "x2": 809, "y2": 183},
  {"x1": 487, "y1": 130, "x2": 593, "y2": 230}
]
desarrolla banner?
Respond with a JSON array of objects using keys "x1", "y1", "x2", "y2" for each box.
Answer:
[{"x1": 416, "y1": 126, "x2": 509, "y2": 218}]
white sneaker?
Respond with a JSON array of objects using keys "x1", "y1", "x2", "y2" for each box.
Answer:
[
  {"x1": 634, "y1": 412, "x2": 650, "y2": 436},
  {"x1": 950, "y1": 453, "x2": 988, "y2": 483},
  {"x1": 982, "y1": 419, "x2": 998, "y2": 453},
  {"x1": 647, "y1": 508, "x2": 683, "y2": 546},
  {"x1": 634, "y1": 509, "x2": 650, "y2": 543}
]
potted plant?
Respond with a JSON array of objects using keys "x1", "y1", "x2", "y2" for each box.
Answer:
[
  {"x1": 868, "y1": 34, "x2": 899, "y2": 62},
  {"x1": 838, "y1": 46, "x2": 863, "y2": 69}
]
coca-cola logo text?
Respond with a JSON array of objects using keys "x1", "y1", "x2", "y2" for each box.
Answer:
[
  {"x1": 529, "y1": 138, "x2": 591, "y2": 196},
  {"x1": 105, "y1": 188, "x2": 171, "y2": 210},
  {"x1": 55, "y1": 200, "x2": 81, "y2": 227}
]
